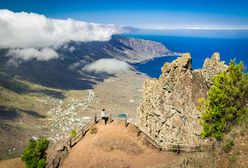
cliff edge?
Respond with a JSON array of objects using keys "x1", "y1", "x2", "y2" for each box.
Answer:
[{"x1": 136, "y1": 52, "x2": 228, "y2": 147}]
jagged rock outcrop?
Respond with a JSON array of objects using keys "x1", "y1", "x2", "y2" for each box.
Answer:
[
  {"x1": 136, "y1": 52, "x2": 228, "y2": 147},
  {"x1": 199, "y1": 52, "x2": 228, "y2": 86}
]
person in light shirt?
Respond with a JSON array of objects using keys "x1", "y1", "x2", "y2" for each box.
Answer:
[{"x1": 100, "y1": 109, "x2": 108, "y2": 125}]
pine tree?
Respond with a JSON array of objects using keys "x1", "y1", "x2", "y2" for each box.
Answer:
[
  {"x1": 200, "y1": 60, "x2": 248, "y2": 140},
  {"x1": 21, "y1": 137, "x2": 49, "y2": 168}
]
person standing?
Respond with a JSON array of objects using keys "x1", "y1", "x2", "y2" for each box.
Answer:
[{"x1": 100, "y1": 109, "x2": 108, "y2": 125}]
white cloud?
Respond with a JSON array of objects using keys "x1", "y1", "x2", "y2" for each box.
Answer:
[
  {"x1": 7, "y1": 48, "x2": 59, "y2": 61},
  {"x1": 0, "y1": 9, "x2": 125, "y2": 49},
  {"x1": 68, "y1": 46, "x2": 76, "y2": 52},
  {"x1": 0, "y1": 9, "x2": 125, "y2": 62},
  {"x1": 83, "y1": 59, "x2": 130, "y2": 74},
  {"x1": 68, "y1": 60, "x2": 89, "y2": 71}
]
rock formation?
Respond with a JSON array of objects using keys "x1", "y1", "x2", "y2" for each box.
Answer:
[
  {"x1": 199, "y1": 52, "x2": 227, "y2": 86},
  {"x1": 136, "y1": 52, "x2": 228, "y2": 148}
]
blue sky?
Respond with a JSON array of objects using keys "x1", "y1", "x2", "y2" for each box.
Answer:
[{"x1": 1, "y1": 0, "x2": 248, "y2": 29}]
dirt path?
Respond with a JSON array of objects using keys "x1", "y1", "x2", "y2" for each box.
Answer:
[
  {"x1": 61, "y1": 120, "x2": 180, "y2": 168},
  {"x1": 0, "y1": 158, "x2": 24, "y2": 168}
]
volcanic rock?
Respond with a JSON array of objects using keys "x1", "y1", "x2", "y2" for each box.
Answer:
[{"x1": 136, "y1": 52, "x2": 228, "y2": 147}]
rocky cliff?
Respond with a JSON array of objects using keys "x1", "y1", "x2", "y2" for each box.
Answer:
[
  {"x1": 106, "y1": 36, "x2": 173, "y2": 62},
  {"x1": 136, "y1": 52, "x2": 228, "y2": 147},
  {"x1": 59, "y1": 35, "x2": 173, "y2": 65}
]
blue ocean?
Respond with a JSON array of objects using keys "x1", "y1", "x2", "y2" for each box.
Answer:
[{"x1": 128, "y1": 31, "x2": 248, "y2": 78}]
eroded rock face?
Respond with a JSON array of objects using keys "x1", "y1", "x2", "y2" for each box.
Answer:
[
  {"x1": 136, "y1": 52, "x2": 228, "y2": 147},
  {"x1": 200, "y1": 52, "x2": 228, "y2": 86}
]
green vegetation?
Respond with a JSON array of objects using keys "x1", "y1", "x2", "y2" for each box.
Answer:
[
  {"x1": 228, "y1": 154, "x2": 238, "y2": 163},
  {"x1": 223, "y1": 139, "x2": 235, "y2": 153},
  {"x1": 199, "y1": 60, "x2": 248, "y2": 140},
  {"x1": 69, "y1": 129, "x2": 77, "y2": 138},
  {"x1": 21, "y1": 137, "x2": 49, "y2": 168}
]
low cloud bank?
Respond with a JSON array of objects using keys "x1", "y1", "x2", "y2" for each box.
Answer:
[
  {"x1": 0, "y1": 9, "x2": 124, "y2": 49},
  {"x1": 7, "y1": 48, "x2": 59, "y2": 61},
  {"x1": 83, "y1": 59, "x2": 130, "y2": 74},
  {"x1": 0, "y1": 9, "x2": 125, "y2": 61}
]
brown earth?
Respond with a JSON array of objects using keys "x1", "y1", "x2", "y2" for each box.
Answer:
[
  {"x1": 61, "y1": 120, "x2": 181, "y2": 168},
  {"x1": 0, "y1": 158, "x2": 24, "y2": 168}
]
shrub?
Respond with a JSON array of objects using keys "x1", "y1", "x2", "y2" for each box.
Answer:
[
  {"x1": 21, "y1": 137, "x2": 49, "y2": 168},
  {"x1": 200, "y1": 60, "x2": 248, "y2": 140},
  {"x1": 228, "y1": 154, "x2": 237, "y2": 163},
  {"x1": 223, "y1": 139, "x2": 235, "y2": 153},
  {"x1": 90, "y1": 127, "x2": 98, "y2": 134},
  {"x1": 69, "y1": 129, "x2": 77, "y2": 138}
]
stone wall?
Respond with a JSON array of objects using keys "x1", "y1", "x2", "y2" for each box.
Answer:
[{"x1": 136, "y1": 53, "x2": 228, "y2": 147}]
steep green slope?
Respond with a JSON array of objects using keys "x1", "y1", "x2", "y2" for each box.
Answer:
[{"x1": 0, "y1": 71, "x2": 62, "y2": 159}]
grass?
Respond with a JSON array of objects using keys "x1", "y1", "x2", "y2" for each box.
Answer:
[
  {"x1": 223, "y1": 139, "x2": 235, "y2": 153},
  {"x1": 213, "y1": 110, "x2": 248, "y2": 167},
  {"x1": 0, "y1": 69, "x2": 93, "y2": 160},
  {"x1": 17, "y1": 122, "x2": 41, "y2": 130},
  {"x1": 173, "y1": 109, "x2": 248, "y2": 168},
  {"x1": 0, "y1": 74, "x2": 66, "y2": 115},
  {"x1": 0, "y1": 75, "x2": 64, "y2": 159},
  {"x1": 228, "y1": 154, "x2": 238, "y2": 163}
]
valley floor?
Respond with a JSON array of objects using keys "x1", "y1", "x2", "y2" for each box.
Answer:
[
  {"x1": 0, "y1": 69, "x2": 147, "y2": 159},
  {"x1": 47, "y1": 69, "x2": 148, "y2": 143}
]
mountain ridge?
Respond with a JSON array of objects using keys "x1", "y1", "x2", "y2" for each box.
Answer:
[{"x1": 1, "y1": 35, "x2": 174, "y2": 90}]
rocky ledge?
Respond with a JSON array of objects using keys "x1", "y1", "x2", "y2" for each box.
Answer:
[{"x1": 136, "y1": 52, "x2": 228, "y2": 147}]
